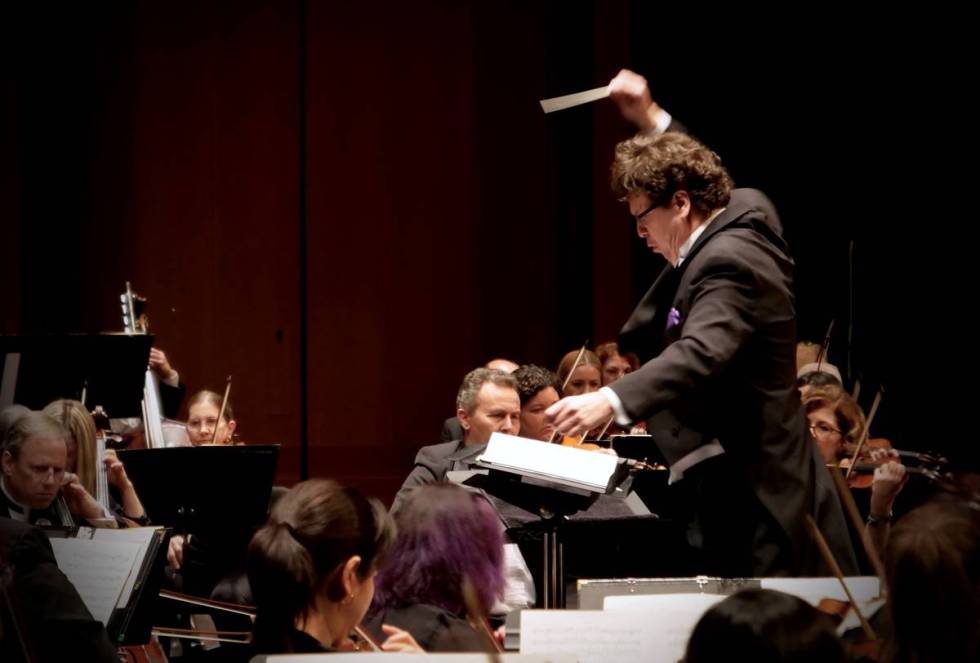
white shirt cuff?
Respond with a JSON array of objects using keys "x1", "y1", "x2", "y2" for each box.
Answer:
[
  {"x1": 600, "y1": 387, "x2": 632, "y2": 427},
  {"x1": 162, "y1": 371, "x2": 180, "y2": 388},
  {"x1": 648, "y1": 108, "x2": 672, "y2": 135}
]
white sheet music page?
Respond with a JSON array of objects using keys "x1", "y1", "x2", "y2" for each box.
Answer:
[
  {"x1": 481, "y1": 432, "x2": 618, "y2": 491},
  {"x1": 602, "y1": 593, "x2": 726, "y2": 660},
  {"x1": 49, "y1": 537, "x2": 142, "y2": 625},
  {"x1": 93, "y1": 526, "x2": 160, "y2": 608},
  {"x1": 521, "y1": 609, "x2": 659, "y2": 663}
]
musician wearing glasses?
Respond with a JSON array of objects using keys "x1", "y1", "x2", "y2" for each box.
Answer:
[
  {"x1": 1, "y1": 410, "x2": 106, "y2": 526},
  {"x1": 545, "y1": 69, "x2": 856, "y2": 577}
]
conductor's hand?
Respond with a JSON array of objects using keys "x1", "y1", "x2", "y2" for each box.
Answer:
[
  {"x1": 608, "y1": 68, "x2": 661, "y2": 132},
  {"x1": 545, "y1": 392, "x2": 614, "y2": 438}
]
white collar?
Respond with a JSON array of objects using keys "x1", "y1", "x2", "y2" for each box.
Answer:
[{"x1": 676, "y1": 207, "x2": 726, "y2": 267}]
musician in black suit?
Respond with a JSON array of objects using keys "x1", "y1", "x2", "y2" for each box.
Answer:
[
  {"x1": 546, "y1": 71, "x2": 856, "y2": 576},
  {"x1": 394, "y1": 368, "x2": 520, "y2": 513},
  {"x1": 1, "y1": 411, "x2": 106, "y2": 526},
  {"x1": 0, "y1": 518, "x2": 118, "y2": 662}
]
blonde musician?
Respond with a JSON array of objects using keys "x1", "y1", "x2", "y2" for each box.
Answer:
[
  {"x1": 186, "y1": 390, "x2": 238, "y2": 446},
  {"x1": 42, "y1": 399, "x2": 149, "y2": 526},
  {"x1": 556, "y1": 349, "x2": 602, "y2": 395}
]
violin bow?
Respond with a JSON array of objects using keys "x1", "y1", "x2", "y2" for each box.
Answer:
[
  {"x1": 804, "y1": 515, "x2": 877, "y2": 642},
  {"x1": 213, "y1": 376, "x2": 232, "y2": 444},
  {"x1": 845, "y1": 386, "x2": 883, "y2": 481},
  {"x1": 549, "y1": 342, "x2": 589, "y2": 443}
]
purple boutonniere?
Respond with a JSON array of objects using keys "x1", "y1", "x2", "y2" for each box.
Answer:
[{"x1": 667, "y1": 307, "x2": 683, "y2": 330}]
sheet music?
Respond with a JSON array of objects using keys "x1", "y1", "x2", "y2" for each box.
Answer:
[
  {"x1": 93, "y1": 526, "x2": 160, "y2": 608},
  {"x1": 482, "y1": 433, "x2": 619, "y2": 491},
  {"x1": 521, "y1": 609, "x2": 660, "y2": 663},
  {"x1": 759, "y1": 576, "x2": 880, "y2": 606},
  {"x1": 603, "y1": 594, "x2": 726, "y2": 660},
  {"x1": 760, "y1": 576, "x2": 883, "y2": 635},
  {"x1": 49, "y1": 537, "x2": 142, "y2": 625},
  {"x1": 259, "y1": 655, "x2": 575, "y2": 662}
]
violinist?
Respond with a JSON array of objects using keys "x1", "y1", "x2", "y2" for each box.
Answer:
[
  {"x1": 186, "y1": 389, "x2": 238, "y2": 446},
  {"x1": 440, "y1": 358, "x2": 519, "y2": 442},
  {"x1": 596, "y1": 342, "x2": 639, "y2": 386},
  {"x1": 803, "y1": 385, "x2": 908, "y2": 553},
  {"x1": 1, "y1": 410, "x2": 106, "y2": 526},
  {"x1": 883, "y1": 500, "x2": 980, "y2": 662},
  {"x1": 392, "y1": 368, "x2": 519, "y2": 512},
  {"x1": 367, "y1": 483, "x2": 505, "y2": 652},
  {"x1": 802, "y1": 385, "x2": 865, "y2": 466},
  {"x1": 684, "y1": 588, "x2": 847, "y2": 663},
  {"x1": 512, "y1": 365, "x2": 561, "y2": 441},
  {"x1": 556, "y1": 349, "x2": 602, "y2": 395},
  {"x1": 42, "y1": 399, "x2": 149, "y2": 526},
  {"x1": 246, "y1": 479, "x2": 421, "y2": 654}
]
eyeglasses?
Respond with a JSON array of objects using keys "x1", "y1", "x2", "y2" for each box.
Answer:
[
  {"x1": 632, "y1": 200, "x2": 661, "y2": 223},
  {"x1": 809, "y1": 421, "x2": 842, "y2": 437}
]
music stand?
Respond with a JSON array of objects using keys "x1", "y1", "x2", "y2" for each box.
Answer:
[
  {"x1": 117, "y1": 445, "x2": 279, "y2": 542},
  {"x1": 0, "y1": 334, "x2": 152, "y2": 416},
  {"x1": 465, "y1": 434, "x2": 639, "y2": 608}
]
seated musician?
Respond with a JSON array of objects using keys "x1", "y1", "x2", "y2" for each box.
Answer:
[
  {"x1": 185, "y1": 389, "x2": 239, "y2": 446},
  {"x1": 440, "y1": 357, "x2": 520, "y2": 442},
  {"x1": 0, "y1": 518, "x2": 119, "y2": 662},
  {"x1": 167, "y1": 391, "x2": 247, "y2": 595},
  {"x1": 366, "y1": 482, "x2": 504, "y2": 652},
  {"x1": 42, "y1": 399, "x2": 149, "y2": 526},
  {"x1": 512, "y1": 364, "x2": 561, "y2": 441},
  {"x1": 393, "y1": 367, "x2": 520, "y2": 512},
  {"x1": 684, "y1": 588, "x2": 847, "y2": 662},
  {"x1": 556, "y1": 349, "x2": 602, "y2": 395},
  {"x1": 797, "y1": 360, "x2": 844, "y2": 396},
  {"x1": 246, "y1": 479, "x2": 421, "y2": 654},
  {"x1": 884, "y1": 500, "x2": 980, "y2": 662},
  {"x1": 149, "y1": 346, "x2": 187, "y2": 419},
  {"x1": 804, "y1": 385, "x2": 907, "y2": 551},
  {"x1": 595, "y1": 342, "x2": 639, "y2": 386},
  {"x1": 1, "y1": 410, "x2": 107, "y2": 526}
]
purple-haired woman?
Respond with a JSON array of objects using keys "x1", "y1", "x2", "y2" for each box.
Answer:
[{"x1": 365, "y1": 482, "x2": 506, "y2": 651}]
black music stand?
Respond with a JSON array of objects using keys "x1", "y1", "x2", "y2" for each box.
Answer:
[
  {"x1": 0, "y1": 334, "x2": 152, "y2": 415},
  {"x1": 117, "y1": 445, "x2": 279, "y2": 538},
  {"x1": 462, "y1": 435, "x2": 640, "y2": 608}
]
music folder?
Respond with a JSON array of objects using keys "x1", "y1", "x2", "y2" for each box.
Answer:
[{"x1": 44, "y1": 525, "x2": 169, "y2": 646}]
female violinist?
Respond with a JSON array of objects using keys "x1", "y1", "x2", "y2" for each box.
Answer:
[
  {"x1": 803, "y1": 385, "x2": 908, "y2": 553},
  {"x1": 246, "y1": 479, "x2": 422, "y2": 654},
  {"x1": 185, "y1": 390, "x2": 238, "y2": 446},
  {"x1": 556, "y1": 349, "x2": 602, "y2": 396}
]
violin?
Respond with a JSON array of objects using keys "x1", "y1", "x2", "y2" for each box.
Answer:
[{"x1": 842, "y1": 438, "x2": 948, "y2": 489}]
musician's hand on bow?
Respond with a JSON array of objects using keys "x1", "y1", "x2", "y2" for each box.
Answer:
[
  {"x1": 545, "y1": 393, "x2": 614, "y2": 438},
  {"x1": 149, "y1": 347, "x2": 179, "y2": 383},
  {"x1": 608, "y1": 68, "x2": 661, "y2": 132},
  {"x1": 60, "y1": 473, "x2": 105, "y2": 520},
  {"x1": 380, "y1": 625, "x2": 424, "y2": 653},
  {"x1": 168, "y1": 534, "x2": 186, "y2": 571}
]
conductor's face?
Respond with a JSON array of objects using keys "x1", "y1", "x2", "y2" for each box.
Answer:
[
  {"x1": 458, "y1": 382, "x2": 521, "y2": 445},
  {"x1": 628, "y1": 191, "x2": 690, "y2": 266},
  {"x1": 2, "y1": 436, "x2": 67, "y2": 510}
]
